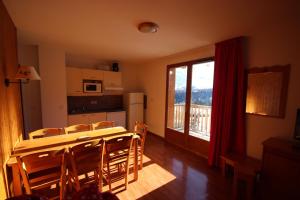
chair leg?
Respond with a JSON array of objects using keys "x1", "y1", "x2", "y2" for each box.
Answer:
[
  {"x1": 60, "y1": 156, "x2": 67, "y2": 200},
  {"x1": 75, "y1": 175, "x2": 80, "y2": 191},
  {"x1": 125, "y1": 160, "x2": 130, "y2": 189},
  {"x1": 139, "y1": 149, "x2": 144, "y2": 170},
  {"x1": 67, "y1": 174, "x2": 73, "y2": 192},
  {"x1": 98, "y1": 168, "x2": 103, "y2": 192},
  {"x1": 118, "y1": 163, "x2": 121, "y2": 173},
  {"x1": 94, "y1": 170, "x2": 99, "y2": 184},
  {"x1": 69, "y1": 171, "x2": 80, "y2": 192},
  {"x1": 107, "y1": 163, "x2": 112, "y2": 192}
]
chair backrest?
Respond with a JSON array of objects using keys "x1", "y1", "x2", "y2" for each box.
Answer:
[
  {"x1": 69, "y1": 140, "x2": 104, "y2": 173},
  {"x1": 17, "y1": 149, "x2": 66, "y2": 197},
  {"x1": 92, "y1": 121, "x2": 115, "y2": 130},
  {"x1": 64, "y1": 124, "x2": 91, "y2": 134},
  {"x1": 134, "y1": 122, "x2": 148, "y2": 146},
  {"x1": 29, "y1": 128, "x2": 64, "y2": 139},
  {"x1": 104, "y1": 135, "x2": 133, "y2": 161}
]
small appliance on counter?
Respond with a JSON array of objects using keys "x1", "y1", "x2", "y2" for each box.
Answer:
[{"x1": 124, "y1": 92, "x2": 144, "y2": 131}]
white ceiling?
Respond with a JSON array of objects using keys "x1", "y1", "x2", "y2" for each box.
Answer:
[{"x1": 3, "y1": 0, "x2": 299, "y2": 63}]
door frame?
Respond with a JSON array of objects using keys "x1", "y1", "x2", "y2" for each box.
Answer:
[{"x1": 164, "y1": 57, "x2": 214, "y2": 157}]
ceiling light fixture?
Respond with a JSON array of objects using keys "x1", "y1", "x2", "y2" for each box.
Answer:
[{"x1": 138, "y1": 22, "x2": 159, "y2": 33}]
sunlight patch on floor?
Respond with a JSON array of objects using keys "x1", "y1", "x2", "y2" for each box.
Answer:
[{"x1": 102, "y1": 155, "x2": 176, "y2": 200}]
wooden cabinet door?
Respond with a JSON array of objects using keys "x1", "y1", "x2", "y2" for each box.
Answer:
[
  {"x1": 107, "y1": 111, "x2": 126, "y2": 127},
  {"x1": 82, "y1": 69, "x2": 103, "y2": 80},
  {"x1": 66, "y1": 67, "x2": 82, "y2": 96},
  {"x1": 103, "y1": 71, "x2": 122, "y2": 89},
  {"x1": 89, "y1": 112, "x2": 107, "y2": 123},
  {"x1": 68, "y1": 114, "x2": 90, "y2": 125}
]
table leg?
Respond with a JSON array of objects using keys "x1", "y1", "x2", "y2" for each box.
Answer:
[
  {"x1": 12, "y1": 163, "x2": 22, "y2": 196},
  {"x1": 133, "y1": 139, "x2": 138, "y2": 181}
]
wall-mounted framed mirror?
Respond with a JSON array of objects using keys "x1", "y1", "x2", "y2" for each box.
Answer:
[{"x1": 246, "y1": 65, "x2": 290, "y2": 118}]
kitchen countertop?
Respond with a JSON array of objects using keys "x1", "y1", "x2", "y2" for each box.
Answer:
[{"x1": 68, "y1": 108, "x2": 125, "y2": 115}]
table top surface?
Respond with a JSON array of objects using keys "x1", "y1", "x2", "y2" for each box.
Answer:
[{"x1": 7, "y1": 126, "x2": 136, "y2": 165}]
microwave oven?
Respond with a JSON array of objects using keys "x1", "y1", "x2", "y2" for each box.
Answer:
[{"x1": 83, "y1": 80, "x2": 102, "y2": 93}]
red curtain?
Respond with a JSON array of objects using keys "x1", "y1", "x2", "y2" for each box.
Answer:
[{"x1": 208, "y1": 37, "x2": 246, "y2": 167}]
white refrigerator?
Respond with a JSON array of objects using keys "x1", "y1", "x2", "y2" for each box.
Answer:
[{"x1": 124, "y1": 93, "x2": 144, "y2": 131}]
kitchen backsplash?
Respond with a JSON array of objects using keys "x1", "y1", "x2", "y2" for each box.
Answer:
[{"x1": 67, "y1": 95, "x2": 123, "y2": 114}]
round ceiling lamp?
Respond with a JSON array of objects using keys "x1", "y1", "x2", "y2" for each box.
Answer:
[{"x1": 138, "y1": 22, "x2": 159, "y2": 33}]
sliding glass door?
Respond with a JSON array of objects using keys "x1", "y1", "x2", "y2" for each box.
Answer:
[
  {"x1": 167, "y1": 66, "x2": 188, "y2": 133},
  {"x1": 165, "y1": 58, "x2": 214, "y2": 156},
  {"x1": 189, "y1": 61, "x2": 214, "y2": 141}
]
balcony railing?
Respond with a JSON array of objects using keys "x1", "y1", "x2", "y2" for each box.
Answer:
[{"x1": 173, "y1": 104, "x2": 211, "y2": 141}]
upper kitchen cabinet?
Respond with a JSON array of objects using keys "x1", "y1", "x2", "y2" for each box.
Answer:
[
  {"x1": 82, "y1": 68, "x2": 103, "y2": 80},
  {"x1": 103, "y1": 71, "x2": 123, "y2": 90},
  {"x1": 66, "y1": 67, "x2": 122, "y2": 96},
  {"x1": 66, "y1": 67, "x2": 83, "y2": 96}
]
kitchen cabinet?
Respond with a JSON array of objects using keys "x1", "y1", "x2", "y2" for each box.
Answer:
[
  {"x1": 67, "y1": 111, "x2": 125, "y2": 127},
  {"x1": 82, "y1": 68, "x2": 103, "y2": 80},
  {"x1": 107, "y1": 111, "x2": 126, "y2": 127},
  {"x1": 68, "y1": 114, "x2": 90, "y2": 125},
  {"x1": 103, "y1": 71, "x2": 123, "y2": 90},
  {"x1": 68, "y1": 113, "x2": 106, "y2": 125},
  {"x1": 66, "y1": 67, "x2": 104, "y2": 96},
  {"x1": 66, "y1": 67, "x2": 83, "y2": 96},
  {"x1": 66, "y1": 67, "x2": 123, "y2": 96},
  {"x1": 88, "y1": 112, "x2": 107, "y2": 123}
]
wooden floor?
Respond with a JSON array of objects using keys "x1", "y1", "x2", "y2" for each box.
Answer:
[{"x1": 105, "y1": 134, "x2": 233, "y2": 200}]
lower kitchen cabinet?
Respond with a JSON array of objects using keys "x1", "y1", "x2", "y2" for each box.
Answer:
[
  {"x1": 68, "y1": 114, "x2": 90, "y2": 125},
  {"x1": 67, "y1": 111, "x2": 125, "y2": 127},
  {"x1": 89, "y1": 113, "x2": 107, "y2": 123},
  {"x1": 107, "y1": 111, "x2": 126, "y2": 127}
]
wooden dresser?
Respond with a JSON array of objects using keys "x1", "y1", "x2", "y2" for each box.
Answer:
[{"x1": 261, "y1": 138, "x2": 300, "y2": 200}]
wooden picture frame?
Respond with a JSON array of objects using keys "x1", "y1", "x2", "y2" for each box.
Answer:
[{"x1": 246, "y1": 65, "x2": 290, "y2": 118}]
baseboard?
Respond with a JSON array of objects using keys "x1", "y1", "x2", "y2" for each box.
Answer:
[{"x1": 148, "y1": 131, "x2": 164, "y2": 139}]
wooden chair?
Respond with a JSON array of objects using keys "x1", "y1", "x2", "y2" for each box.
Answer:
[
  {"x1": 103, "y1": 135, "x2": 133, "y2": 192},
  {"x1": 68, "y1": 140, "x2": 104, "y2": 192},
  {"x1": 134, "y1": 122, "x2": 148, "y2": 169},
  {"x1": 29, "y1": 128, "x2": 64, "y2": 139},
  {"x1": 92, "y1": 121, "x2": 115, "y2": 130},
  {"x1": 16, "y1": 149, "x2": 67, "y2": 200},
  {"x1": 64, "y1": 124, "x2": 91, "y2": 134}
]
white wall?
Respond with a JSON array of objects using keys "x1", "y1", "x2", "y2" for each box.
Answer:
[
  {"x1": 18, "y1": 44, "x2": 42, "y2": 137},
  {"x1": 38, "y1": 45, "x2": 68, "y2": 127}
]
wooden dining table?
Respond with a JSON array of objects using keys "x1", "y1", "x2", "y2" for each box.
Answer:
[{"x1": 6, "y1": 126, "x2": 139, "y2": 197}]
